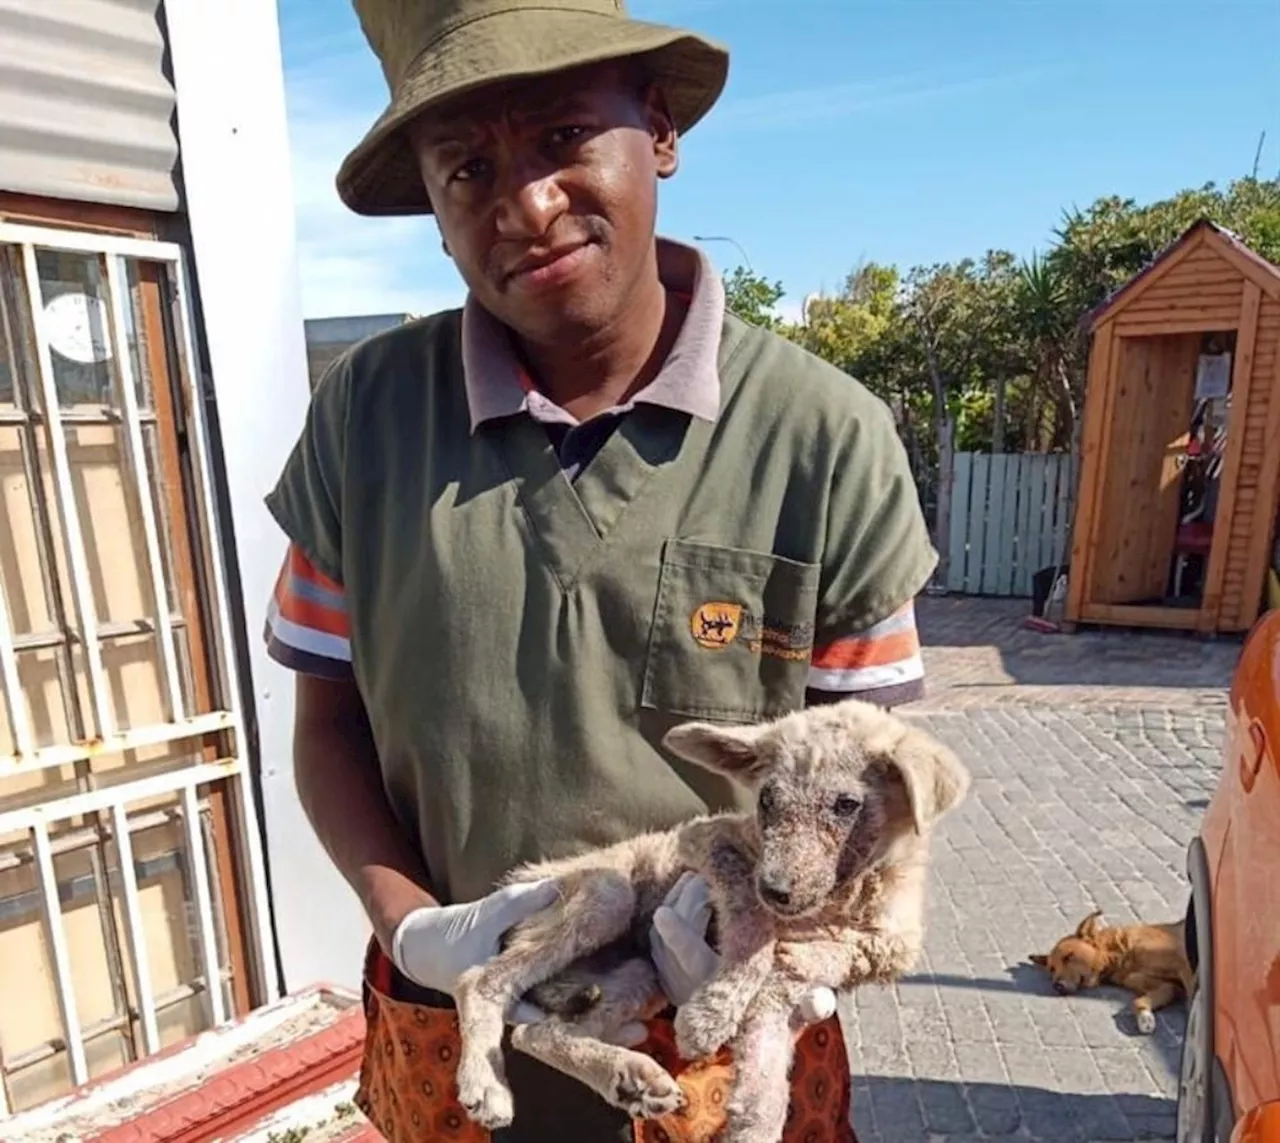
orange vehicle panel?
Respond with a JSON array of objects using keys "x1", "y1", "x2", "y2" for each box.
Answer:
[
  {"x1": 1232, "y1": 1099, "x2": 1280, "y2": 1143},
  {"x1": 1212, "y1": 609, "x2": 1280, "y2": 1120}
]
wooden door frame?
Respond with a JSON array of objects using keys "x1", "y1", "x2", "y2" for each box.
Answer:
[
  {"x1": 1070, "y1": 321, "x2": 1231, "y2": 632},
  {"x1": 1196, "y1": 281, "x2": 1261, "y2": 633}
]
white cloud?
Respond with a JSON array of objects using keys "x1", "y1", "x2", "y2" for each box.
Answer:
[
  {"x1": 772, "y1": 296, "x2": 808, "y2": 325},
  {"x1": 705, "y1": 67, "x2": 1059, "y2": 132}
]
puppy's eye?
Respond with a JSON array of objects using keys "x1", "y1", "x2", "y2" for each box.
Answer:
[
  {"x1": 833, "y1": 794, "x2": 862, "y2": 817},
  {"x1": 757, "y1": 785, "x2": 777, "y2": 816}
]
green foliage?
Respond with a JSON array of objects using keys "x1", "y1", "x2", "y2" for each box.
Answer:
[
  {"x1": 758, "y1": 173, "x2": 1280, "y2": 497},
  {"x1": 722, "y1": 266, "x2": 786, "y2": 329}
]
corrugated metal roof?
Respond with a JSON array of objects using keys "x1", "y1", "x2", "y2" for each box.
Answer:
[{"x1": 0, "y1": 0, "x2": 179, "y2": 211}]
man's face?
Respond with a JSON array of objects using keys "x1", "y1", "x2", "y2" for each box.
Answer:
[{"x1": 408, "y1": 62, "x2": 678, "y2": 344}]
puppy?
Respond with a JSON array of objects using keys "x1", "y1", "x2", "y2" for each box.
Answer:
[
  {"x1": 450, "y1": 699, "x2": 970, "y2": 1143},
  {"x1": 1030, "y1": 910, "x2": 1195, "y2": 1033}
]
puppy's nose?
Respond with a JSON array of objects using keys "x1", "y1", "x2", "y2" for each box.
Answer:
[
  {"x1": 758, "y1": 877, "x2": 792, "y2": 908},
  {"x1": 1053, "y1": 981, "x2": 1068, "y2": 995}
]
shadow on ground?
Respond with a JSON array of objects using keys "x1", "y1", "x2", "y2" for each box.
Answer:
[
  {"x1": 898, "y1": 962, "x2": 1189, "y2": 1097},
  {"x1": 995, "y1": 963, "x2": 1188, "y2": 1085},
  {"x1": 915, "y1": 595, "x2": 1241, "y2": 696},
  {"x1": 852, "y1": 1075, "x2": 1176, "y2": 1142}
]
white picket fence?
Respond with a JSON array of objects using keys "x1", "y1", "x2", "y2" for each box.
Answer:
[{"x1": 946, "y1": 451, "x2": 1077, "y2": 597}]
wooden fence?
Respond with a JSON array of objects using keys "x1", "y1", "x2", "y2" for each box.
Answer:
[{"x1": 946, "y1": 452, "x2": 1077, "y2": 597}]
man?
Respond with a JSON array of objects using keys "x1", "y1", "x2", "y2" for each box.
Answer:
[{"x1": 265, "y1": 0, "x2": 936, "y2": 1138}]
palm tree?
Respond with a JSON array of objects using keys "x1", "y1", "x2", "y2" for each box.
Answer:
[{"x1": 1015, "y1": 254, "x2": 1077, "y2": 453}]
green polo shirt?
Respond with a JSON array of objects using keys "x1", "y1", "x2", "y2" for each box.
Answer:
[
  {"x1": 267, "y1": 238, "x2": 936, "y2": 907},
  {"x1": 265, "y1": 239, "x2": 935, "y2": 1139}
]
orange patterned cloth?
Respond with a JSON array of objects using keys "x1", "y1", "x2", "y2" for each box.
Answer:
[
  {"x1": 355, "y1": 942, "x2": 857, "y2": 1142},
  {"x1": 633, "y1": 1016, "x2": 854, "y2": 1143}
]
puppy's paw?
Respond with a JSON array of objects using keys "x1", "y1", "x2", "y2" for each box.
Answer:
[
  {"x1": 610, "y1": 1055, "x2": 685, "y2": 1118},
  {"x1": 1134, "y1": 1008, "x2": 1157, "y2": 1036},
  {"x1": 674, "y1": 1000, "x2": 735, "y2": 1061},
  {"x1": 455, "y1": 1056, "x2": 514, "y2": 1129}
]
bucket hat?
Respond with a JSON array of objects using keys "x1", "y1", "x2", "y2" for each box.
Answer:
[{"x1": 337, "y1": 0, "x2": 730, "y2": 217}]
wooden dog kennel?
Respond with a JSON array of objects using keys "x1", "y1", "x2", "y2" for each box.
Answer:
[{"x1": 1065, "y1": 220, "x2": 1280, "y2": 634}]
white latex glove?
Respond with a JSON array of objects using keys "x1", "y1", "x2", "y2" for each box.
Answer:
[
  {"x1": 650, "y1": 872, "x2": 719, "y2": 1007},
  {"x1": 391, "y1": 879, "x2": 559, "y2": 1024},
  {"x1": 650, "y1": 872, "x2": 838, "y2": 1025}
]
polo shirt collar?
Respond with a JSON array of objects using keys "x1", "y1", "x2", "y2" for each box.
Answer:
[{"x1": 461, "y1": 237, "x2": 725, "y2": 433}]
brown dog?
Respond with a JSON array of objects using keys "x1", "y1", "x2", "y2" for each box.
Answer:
[{"x1": 1029, "y1": 910, "x2": 1195, "y2": 1034}]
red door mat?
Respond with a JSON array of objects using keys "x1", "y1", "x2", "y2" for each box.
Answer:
[{"x1": 1, "y1": 987, "x2": 373, "y2": 1143}]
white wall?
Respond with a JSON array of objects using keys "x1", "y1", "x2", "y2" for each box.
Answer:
[{"x1": 164, "y1": 0, "x2": 370, "y2": 994}]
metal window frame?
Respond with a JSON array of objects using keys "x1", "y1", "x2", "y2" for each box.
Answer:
[{"x1": 0, "y1": 222, "x2": 279, "y2": 1115}]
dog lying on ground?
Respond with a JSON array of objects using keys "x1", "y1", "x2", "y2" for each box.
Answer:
[
  {"x1": 450, "y1": 699, "x2": 971, "y2": 1143},
  {"x1": 1030, "y1": 910, "x2": 1195, "y2": 1034}
]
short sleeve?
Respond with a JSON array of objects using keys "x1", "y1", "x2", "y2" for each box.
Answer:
[
  {"x1": 264, "y1": 544, "x2": 353, "y2": 680},
  {"x1": 264, "y1": 355, "x2": 350, "y2": 584},
  {"x1": 806, "y1": 396, "x2": 937, "y2": 702}
]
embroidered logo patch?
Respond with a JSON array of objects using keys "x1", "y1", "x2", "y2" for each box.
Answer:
[{"x1": 690, "y1": 602, "x2": 744, "y2": 649}]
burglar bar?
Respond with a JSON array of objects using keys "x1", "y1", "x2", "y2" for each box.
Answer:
[
  {"x1": 12, "y1": 613, "x2": 187, "y2": 653},
  {"x1": 0, "y1": 220, "x2": 282, "y2": 1116},
  {"x1": 0, "y1": 710, "x2": 234, "y2": 779},
  {"x1": 4, "y1": 976, "x2": 230, "y2": 1074},
  {"x1": 0, "y1": 760, "x2": 238, "y2": 833},
  {"x1": 0, "y1": 267, "x2": 37, "y2": 763},
  {"x1": 181, "y1": 784, "x2": 226, "y2": 1027},
  {"x1": 104, "y1": 254, "x2": 185, "y2": 725},
  {"x1": 110, "y1": 801, "x2": 162, "y2": 1054},
  {"x1": 0, "y1": 277, "x2": 93, "y2": 754},
  {"x1": 0, "y1": 762, "x2": 241, "y2": 1101},
  {"x1": 0, "y1": 800, "x2": 233, "y2": 1069},
  {"x1": 19, "y1": 244, "x2": 114, "y2": 741},
  {"x1": 0, "y1": 406, "x2": 158, "y2": 426},
  {"x1": 0, "y1": 223, "x2": 281, "y2": 1117},
  {"x1": 0, "y1": 580, "x2": 33, "y2": 761},
  {"x1": 31, "y1": 818, "x2": 89, "y2": 1086}
]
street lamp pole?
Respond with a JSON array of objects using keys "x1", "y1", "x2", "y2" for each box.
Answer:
[{"x1": 692, "y1": 234, "x2": 753, "y2": 272}]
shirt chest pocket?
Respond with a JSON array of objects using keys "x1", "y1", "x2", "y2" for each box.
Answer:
[{"x1": 641, "y1": 538, "x2": 821, "y2": 723}]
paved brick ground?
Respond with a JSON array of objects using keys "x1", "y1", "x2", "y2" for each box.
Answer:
[
  {"x1": 914, "y1": 595, "x2": 1240, "y2": 711},
  {"x1": 840, "y1": 697, "x2": 1227, "y2": 1142}
]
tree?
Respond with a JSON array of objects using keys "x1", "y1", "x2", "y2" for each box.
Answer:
[
  {"x1": 1014, "y1": 253, "x2": 1077, "y2": 454},
  {"x1": 722, "y1": 266, "x2": 786, "y2": 329},
  {"x1": 786, "y1": 263, "x2": 898, "y2": 375},
  {"x1": 895, "y1": 256, "x2": 1018, "y2": 583},
  {"x1": 702, "y1": 173, "x2": 1280, "y2": 567}
]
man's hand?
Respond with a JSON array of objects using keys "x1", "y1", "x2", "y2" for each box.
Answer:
[
  {"x1": 650, "y1": 872, "x2": 719, "y2": 1007},
  {"x1": 391, "y1": 879, "x2": 560, "y2": 1023},
  {"x1": 650, "y1": 873, "x2": 838, "y2": 1026}
]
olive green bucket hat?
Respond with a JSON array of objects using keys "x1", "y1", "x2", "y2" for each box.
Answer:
[{"x1": 337, "y1": 0, "x2": 730, "y2": 217}]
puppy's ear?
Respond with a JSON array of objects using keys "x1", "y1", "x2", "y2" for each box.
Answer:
[
  {"x1": 1075, "y1": 910, "x2": 1104, "y2": 942},
  {"x1": 662, "y1": 721, "x2": 773, "y2": 784},
  {"x1": 874, "y1": 721, "x2": 971, "y2": 834},
  {"x1": 1029, "y1": 953, "x2": 1050, "y2": 968}
]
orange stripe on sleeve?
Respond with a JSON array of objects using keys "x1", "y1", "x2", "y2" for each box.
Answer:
[
  {"x1": 273, "y1": 547, "x2": 350, "y2": 638},
  {"x1": 287, "y1": 545, "x2": 344, "y2": 595},
  {"x1": 811, "y1": 627, "x2": 921, "y2": 672},
  {"x1": 275, "y1": 588, "x2": 350, "y2": 639}
]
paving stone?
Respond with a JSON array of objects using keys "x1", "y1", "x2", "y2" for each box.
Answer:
[{"x1": 839, "y1": 601, "x2": 1226, "y2": 1140}]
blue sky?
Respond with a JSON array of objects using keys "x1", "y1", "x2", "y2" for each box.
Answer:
[{"x1": 277, "y1": 0, "x2": 1280, "y2": 321}]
